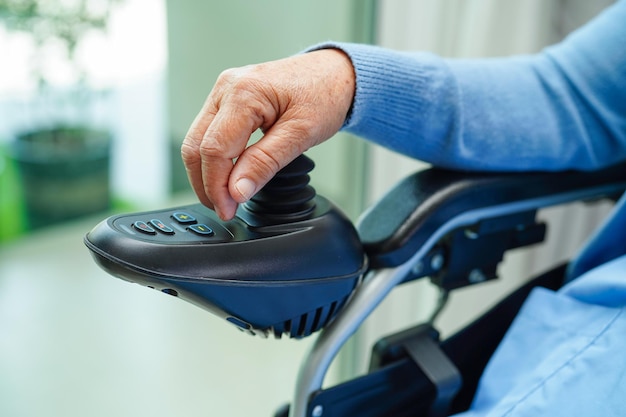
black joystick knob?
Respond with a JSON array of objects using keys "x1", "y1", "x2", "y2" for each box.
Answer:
[{"x1": 242, "y1": 155, "x2": 317, "y2": 223}]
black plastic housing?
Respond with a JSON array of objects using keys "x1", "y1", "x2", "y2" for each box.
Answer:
[
  {"x1": 358, "y1": 162, "x2": 626, "y2": 268},
  {"x1": 85, "y1": 199, "x2": 366, "y2": 338}
]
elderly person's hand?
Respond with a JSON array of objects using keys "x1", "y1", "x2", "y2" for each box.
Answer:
[{"x1": 181, "y1": 49, "x2": 355, "y2": 221}]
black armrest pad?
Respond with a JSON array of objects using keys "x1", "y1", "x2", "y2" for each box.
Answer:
[{"x1": 358, "y1": 162, "x2": 626, "y2": 268}]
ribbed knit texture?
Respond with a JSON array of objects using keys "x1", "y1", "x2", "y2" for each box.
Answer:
[{"x1": 308, "y1": 0, "x2": 626, "y2": 172}]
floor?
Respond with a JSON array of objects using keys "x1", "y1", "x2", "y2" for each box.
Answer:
[{"x1": 0, "y1": 213, "x2": 319, "y2": 417}]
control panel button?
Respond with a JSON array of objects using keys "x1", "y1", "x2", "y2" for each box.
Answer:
[
  {"x1": 172, "y1": 212, "x2": 197, "y2": 224},
  {"x1": 133, "y1": 221, "x2": 156, "y2": 235},
  {"x1": 150, "y1": 219, "x2": 175, "y2": 235},
  {"x1": 188, "y1": 224, "x2": 214, "y2": 236}
]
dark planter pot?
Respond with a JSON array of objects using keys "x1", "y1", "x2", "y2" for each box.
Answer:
[{"x1": 11, "y1": 126, "x2": 112, "y2": 230}]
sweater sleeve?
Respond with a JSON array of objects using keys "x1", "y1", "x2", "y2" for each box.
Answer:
[{"x1": 309, "y1": 0, "x2": 626, "y2": 172}]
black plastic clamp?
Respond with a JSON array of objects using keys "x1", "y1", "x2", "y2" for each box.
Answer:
[{"x1": 371, "y1": 324, "x2": 461, "y2": 417}]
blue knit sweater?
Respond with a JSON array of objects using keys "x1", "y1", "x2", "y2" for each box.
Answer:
[{"x1": 314, "y1": 0, "x2": 626, "y2": 280}]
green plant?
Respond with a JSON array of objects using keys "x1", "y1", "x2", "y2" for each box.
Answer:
[{"x1": 0, "y1": 1, "x2": 123, "y2": 232}]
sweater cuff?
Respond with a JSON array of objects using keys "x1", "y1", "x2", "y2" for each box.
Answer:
[{"x1": 305, "y1": 42, "x2": 454, "y2": 163}]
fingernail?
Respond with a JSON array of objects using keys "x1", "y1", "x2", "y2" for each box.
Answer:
[
  {"x1": 214, "y1": 206, "x2": 226, "y2": 221},
  {"x1": 234, "y1": 177, "x2": 256, "y2": 201},
  {"x1": 216, "y1": 206, "x2": 235, "y2": 221}
]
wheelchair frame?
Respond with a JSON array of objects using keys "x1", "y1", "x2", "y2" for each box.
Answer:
[{"x1": 285, "y1": 162, "x2": 626, "y2": 417}]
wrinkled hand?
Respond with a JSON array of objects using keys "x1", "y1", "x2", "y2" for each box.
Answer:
[{"x1": 181, "y1": 49, "x2": 355, "y2": 220}]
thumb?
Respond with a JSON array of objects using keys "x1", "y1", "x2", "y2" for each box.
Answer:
[{"x1": 228, "y1": 124, "x2": 314, "y2": 204}]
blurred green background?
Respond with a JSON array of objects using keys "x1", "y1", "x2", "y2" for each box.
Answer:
[
  {"x1": 0, "y1": 1, "x2": 376, "y2": 416},
  {"x1": 0, "y1": 0, "x2": 375, "y2": 243}
]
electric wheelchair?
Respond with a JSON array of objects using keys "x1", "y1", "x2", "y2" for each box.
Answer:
[{"x1": 85, "y1": 155, "x2": 626, "y2": 417}]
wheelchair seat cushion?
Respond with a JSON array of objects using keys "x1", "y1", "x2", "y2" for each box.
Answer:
[{"x1": 454, "y1": 254, "x2": 626, "y2": 417}]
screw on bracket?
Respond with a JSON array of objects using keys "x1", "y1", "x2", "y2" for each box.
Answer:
[
  {"x1": 311, "y1": 405, "x2": 323, "y2": 417},
  {"x1": 468, "y1": 269, "x2": 487, "y2": 284},
  {"x1": 430, "y1": 253, "x2": 445, "y2": 272}
]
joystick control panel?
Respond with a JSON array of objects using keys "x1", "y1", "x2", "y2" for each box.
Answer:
[{"x1": 85, "y1": 155, "x2": 367, "y2": 338}]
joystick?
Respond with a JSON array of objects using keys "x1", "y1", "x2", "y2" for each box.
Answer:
[
  {"x1": 85, "y1": 155, "x2": 366, "y2": 338},
  {"x1": 242, "y1": 155, "x2": 316, "y2": 223}
]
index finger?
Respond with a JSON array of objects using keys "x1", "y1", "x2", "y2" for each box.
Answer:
[
  {"x1": 181, "y1": 98, "x2": 219, "y2": 209},
  {"x1": 197, "y1": 97, "x2": 266, "y2": 220}
]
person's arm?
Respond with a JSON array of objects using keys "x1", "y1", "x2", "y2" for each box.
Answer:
[
  {"x1": 325, "y1": 0, "x2": 626, "y2": 171},
  {"x1": 182, "y1": 1, "x2": 626, "y2": 220}
]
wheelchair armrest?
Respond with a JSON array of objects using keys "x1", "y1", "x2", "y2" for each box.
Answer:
[{"x1": 358, "y1": 162, "x2": 626, "y2": 268}]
